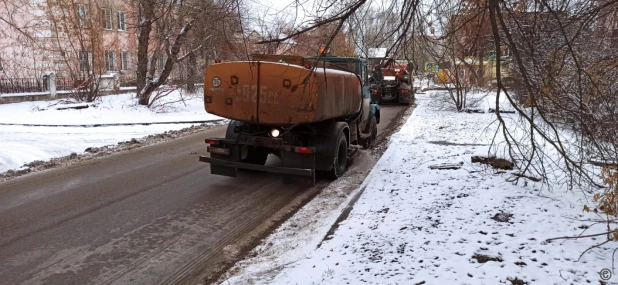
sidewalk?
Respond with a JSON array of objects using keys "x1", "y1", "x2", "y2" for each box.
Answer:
[{"x1": 222, "y1": 91, "x2": 613, "y2": 285}]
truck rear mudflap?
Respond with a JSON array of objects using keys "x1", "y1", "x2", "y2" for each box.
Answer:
[
  {"x1": 199, "y1": 137, "x2": 317, "y2": 184},
  {"x1": 199, "y1": 156, "x2": 314, "y2": 177},
  {"x1": 398, "y1": 89, "x2": 413, "y2": 105}
]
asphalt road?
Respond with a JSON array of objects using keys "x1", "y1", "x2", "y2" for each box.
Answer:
[{"x1": 0, "y1": 105, "x2": 408, "y2": 285}]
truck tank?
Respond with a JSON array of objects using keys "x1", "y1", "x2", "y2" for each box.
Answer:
[{"x1": 204, "y1": 61, "x2": 362, "y2": 126}]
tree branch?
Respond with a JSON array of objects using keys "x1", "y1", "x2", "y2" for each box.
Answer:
[{"x1": 256, "y1": 0, "x2": 367, "y2": 44}]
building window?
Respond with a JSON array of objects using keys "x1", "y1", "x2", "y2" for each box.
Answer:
[
  {"x1": 459, "y1": 69, "x2": 466, "y2": 80},
  {"x1": 105, "y1": 50, "x2": 116, "y2": 71},
  {"x1": 78, "y1": 50, "x2": 92, "y2": 72},
  {"x1": 117, "y1": 11, "x2": 126, "y2": 31},
  {"x1": 102, "y1": 8, "x2": 112, "y2": 30},
  {"x1": 158, "y1": 57, "x2": 166, "y2": 70},
  {"x1": 503, "y1": 46, "x2": 511, "y2": 57},
  {"x1": 120, "y1": 52, "x2": 129, "y2": 71},
  {"x1": 54, "y1": 50, "x2": 66, "y2": 58},
  {"x1": 76, "y1": 4, "x2": 88, "y2": 27}
]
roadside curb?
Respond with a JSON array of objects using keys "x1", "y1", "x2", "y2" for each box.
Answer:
[
  {"x1": 0, "y1": 119, "x2": 225, "y2": 128},
  {"x1": 317, "y1": 184, "x2": 368, "y2": 248}
]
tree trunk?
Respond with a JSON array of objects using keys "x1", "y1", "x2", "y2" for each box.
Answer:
[
  {"x1": 478, "y1": 48, "x2": 485, "y2": 87},
  {"x1": 138, "y1": 21, "x2": 195, "y2": 105},
  {"x1": 136, "y1": 2, "x2": 153, "y2": 97},
  {"x1": 148, "y1": 52, "x2": 158, "y2": 80},
  {"x1": 187, "y1": 51, "x2": 197, "y2": 93}
]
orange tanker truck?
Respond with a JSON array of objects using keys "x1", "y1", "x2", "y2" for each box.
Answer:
[{"x1": 198, "y1": 54, "x2": 381, "y2": 183}]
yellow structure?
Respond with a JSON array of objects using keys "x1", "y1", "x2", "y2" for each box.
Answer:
[
  {"x1": 485, "y1": 58, "x2": 513, "y2": 81},
  {"x1": 436, "y1": 70, "x2": 450, "y2": 84}
]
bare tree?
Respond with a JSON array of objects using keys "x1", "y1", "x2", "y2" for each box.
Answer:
[
  {"x1": 44, "y1": 0, "x2": 114, "y2": 102},
  {"x1": 478, "y1": 0, "x2": 618, "y2": 253},
  {"x1": 135, "y1": 0, "x2": 241, "y2": 106},
  {"x1": 0, "y1": 0, "x2": 46, "y2": 78},
  {"x1": 348, "y1": 3, "x2": 402, "y2": 57},
  {"x1": 257, "y1": 0, "x2": 618, "y2": 256}
]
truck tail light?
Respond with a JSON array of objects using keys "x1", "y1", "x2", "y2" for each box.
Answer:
[
  {"x1": 295, "y1": 147, "x2": 313, "y2": 154},
  {"x1": 401, "y1": 89, "x2": 409, "y2": 94},
  {"x1": 371, "y1": 89, "x2": 378, "y2": 94},
  {"x1": 205, "y1": 139, "x2": 219, "y2": 146}
]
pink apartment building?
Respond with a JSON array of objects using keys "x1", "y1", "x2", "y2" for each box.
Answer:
[{"x1": 0, "y1": 0, "x2": 137, "y2": 85}]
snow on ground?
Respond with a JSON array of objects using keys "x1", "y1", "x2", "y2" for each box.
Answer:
[
  {"x1": 0, "y1": 90, "x2": 216, "y2": 125},
  {"x1": 222, "y1": 91, "x2": 614, "y2": 285},
  {"x1": 0, "y1": 90, "x2": 222, "y2": 172}
]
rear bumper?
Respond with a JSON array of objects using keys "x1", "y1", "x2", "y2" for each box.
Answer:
[
  {"x1": 199, "y1": 155, "x2": 314, "y2": 177},
  {"x1": 398, "y1": 91, "x2": 413, "y2": 103}
]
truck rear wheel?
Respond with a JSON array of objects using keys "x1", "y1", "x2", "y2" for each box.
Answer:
[
  {"x1": 241, "y1": 147, "x2": 269, "y2": 165},
  {"x1": 215, "y1": 120, "x2": 268, "y2": 165},
  {"x1": 324, "y1": 131, "x2": 348, "y2": 179}
]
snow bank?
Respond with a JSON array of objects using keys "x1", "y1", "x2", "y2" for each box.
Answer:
[
  {"x1": 0, "y1": 90, "x2": 222, "y2": 172},
  {"x1": 0, "y1": 90, "x2": 217, "y2": 125},
  {"x1": 223, "y1": 92, "x2": 612, "y2": 285}
]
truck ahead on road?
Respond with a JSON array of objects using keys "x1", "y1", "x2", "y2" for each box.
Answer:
[
  {"x1": 368, "y1": 57, "x2": 414, "y2": 105},
  {"x1": 199, "y1": 54, "x2": 381, "y2": 183}
]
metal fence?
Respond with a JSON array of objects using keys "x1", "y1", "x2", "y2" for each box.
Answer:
[
  {"x1": 0, "y1": 78, "x2": 47, "y2": 94},
  {"x1": 56, "y1": 77, "x2": 76, "y2": 91},
  {"x1": 0, "y1": 75, "x2": 142, "y2": 95}
]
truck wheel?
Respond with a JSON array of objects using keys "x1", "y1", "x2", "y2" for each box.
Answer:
[
  {"x1": 223, "y1": 121, "x2": 268, "y2": 165},
  {"x1": 325, "y1": 131, "x2": 348, "y2": 179},
  {"x1": 360, "y1": 116, "x2": 378, "y2": 149},
  {"x1": 241, "y1": 147, "x2": 268, "y2": 165},
  {"x1": 210, "y1": 120, "x2": 243, "y2": 161},
  {"x1": 225, "y1": 120, "x2": 244, "y2": 139}
]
